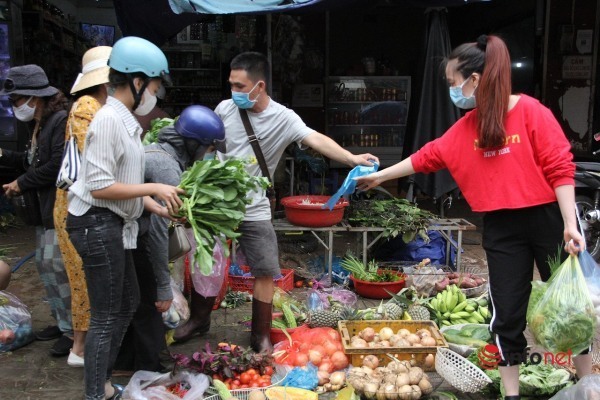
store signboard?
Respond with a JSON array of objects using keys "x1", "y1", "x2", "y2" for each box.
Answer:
[{"x1": 562, "y1": 55, "x2": 592, "y2": 79}]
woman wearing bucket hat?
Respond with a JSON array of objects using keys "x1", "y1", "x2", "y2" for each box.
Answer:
[
  {"x1": 65, "y1": 36, "x2": 183, "y2": 400},
  {"x1": 0, "y1": 64, "x2": 75, "y2": 356},
  {"x1": 53, "y1": 46, "x2": 112, "y2": 369}
]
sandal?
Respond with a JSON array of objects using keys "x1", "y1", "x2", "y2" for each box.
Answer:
[{"x1": 107, "y1": 384, "x2": 124, "y2": 400}]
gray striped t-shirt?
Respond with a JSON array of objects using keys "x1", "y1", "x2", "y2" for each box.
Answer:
[{"x1": 68, "y1": 96, "x2": 145, "y2": 249}]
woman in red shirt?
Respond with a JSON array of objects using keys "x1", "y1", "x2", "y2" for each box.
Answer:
[{"x1": 356, "y1": 35, "x2": 590, "y2": 400}]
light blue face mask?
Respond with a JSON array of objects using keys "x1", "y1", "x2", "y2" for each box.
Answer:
[
  {"x1": 449, "y1": 78, "x2": 476, "y2": 109},
  {"x1": 232, "y1": 81, "x2": 261, "y2": 109}
]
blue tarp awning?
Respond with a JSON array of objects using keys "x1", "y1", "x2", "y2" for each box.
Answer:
[{"x1": 168, "y1": 0, "x2": 325, "y2": 15}]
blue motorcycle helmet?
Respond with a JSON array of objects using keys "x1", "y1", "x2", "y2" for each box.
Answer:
[
  {"x1": 108, "y1": 36, "x2": 171, "y2": 111},
  {"x1": 175, "y1": 105, "x2": 226, "y2": 153}
]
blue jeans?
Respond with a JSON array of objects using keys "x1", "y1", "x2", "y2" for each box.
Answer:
[{"x1": 67, "y1": 207, "x2": 140, "y2": 400}]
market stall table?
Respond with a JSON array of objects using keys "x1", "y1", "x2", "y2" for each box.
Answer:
[{"x1": 235, "y1": 218, "x2": 475, "y2": 279}]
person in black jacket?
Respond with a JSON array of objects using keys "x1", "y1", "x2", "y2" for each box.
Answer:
[{"x1": 0, "y1": 64, "x2": 74, "y2": 357}]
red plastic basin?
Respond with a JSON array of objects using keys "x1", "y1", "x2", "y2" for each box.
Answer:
[
  {"x1": 280, "y1": 195, "x2": 348, "y2": 228},
  {"x1": 350, "y1": 272, "x2": 406, "y2": 299}
]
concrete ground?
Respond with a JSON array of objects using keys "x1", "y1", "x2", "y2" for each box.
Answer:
[{"x1": 0, "y1": 197, "x2": 550, "y2": 400}]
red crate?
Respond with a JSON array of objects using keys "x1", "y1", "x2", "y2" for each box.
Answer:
[{"x1": 228, "y1": 265, "x2": 294, "y2": 294}]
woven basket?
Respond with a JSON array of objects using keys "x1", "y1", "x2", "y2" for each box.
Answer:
[{"x1": 435, "y1": 347, "x2": 492, "y2": 393}]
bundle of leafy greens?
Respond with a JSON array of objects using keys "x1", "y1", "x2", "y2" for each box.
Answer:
[
  {"x1": 347, "y1": 198, "x2": 436, "y2": 243},
  {"x1": 142, "y1": 117, "x2": 176, "y2": 145},
  {"x1": 340, "y1": 254, "x2": 401, "y2": 282},
  {"x1": 176, "y1": 158, "x2": 269, "y2": 275},
  {"x1": 468, "y1": 351, "x2": 573, "y2": 397},
  {"x1": 526, "y1": 247, "x2": 562, "y2": 325},
  {"x1": 527, "y1": 255, "x2": 596, "y2": 355}
]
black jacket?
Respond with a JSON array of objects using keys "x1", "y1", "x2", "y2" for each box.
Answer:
[{"x1": 0, "y1": 111, "x2": 67, "y2": 229}]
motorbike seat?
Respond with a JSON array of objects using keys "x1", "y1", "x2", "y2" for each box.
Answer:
[{"x1": 576, "y1": 162, "x2": 600, "y2": 173}]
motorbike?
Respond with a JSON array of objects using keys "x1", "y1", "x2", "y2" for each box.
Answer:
[{"x1": 575, "y1": 159, "x2": 600, "y2": 260}]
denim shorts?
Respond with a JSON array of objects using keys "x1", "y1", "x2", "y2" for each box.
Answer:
[{"x1": 237, "y1": 220, "x2": 280, "y2": 277}]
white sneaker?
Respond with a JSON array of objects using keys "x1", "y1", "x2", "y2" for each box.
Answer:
[{"x1": 67, "y1": 350, "x2": 84, "y2": 367}]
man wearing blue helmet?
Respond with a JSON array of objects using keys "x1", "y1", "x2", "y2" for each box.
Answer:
[
  {"x1": 114, "y1": 105, "x2": 225, "y2": 374},
  {"x1": 66, "y1": 36, "x2": 183, "y2": 400}
]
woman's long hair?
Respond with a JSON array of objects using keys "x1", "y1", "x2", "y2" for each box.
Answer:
[
  {"x1": 39, "y1": 90, "x2": 70, "y2": 123},
  {"x1": 449, "y1": 35, "x2": 512, "y2": 149}
]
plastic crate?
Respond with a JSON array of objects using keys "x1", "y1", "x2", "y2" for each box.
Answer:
[
  {"x1": 338, "y1": 320, "x2": 448, "y2": 371},
  {"x1": 228, "y1": 266, "x2": 294, "y2": 294}
]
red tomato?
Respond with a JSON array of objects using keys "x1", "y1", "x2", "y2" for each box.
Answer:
[
  {"x1": 259, "y1": 382, "x2": 269, "y2": 388},
  {"x1": 295, "y1": 280, "x2": 303, "y2": 288},
  {"x1": 231, "y1": 384, "x2": 239, "y2": 390},
  {"x1": 240, "y1": 373, "x2": 251, "y2": 384},
  {"x1": 246, "y1": 368, "x2": 258, "y2": 376},
  {"x1": 233, "y1": 379, "x2": 241, "y2": 386},
  {"x1": 251, "y1": 373, "x2": 260, "y2": 382},
  {"x1": 251, "y1": 382, "x2": 260, "y2": 388},
  {"x1": 263, "y1": 366, "x2": 274, "y2": 376},
  {"x1": 241, "y1": 384, "x2": 249, "y2": 389}
]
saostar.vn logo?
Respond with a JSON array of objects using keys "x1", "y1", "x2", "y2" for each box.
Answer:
[{"x1": 477, "y1": 344, "x2": 574, "y2": 370}]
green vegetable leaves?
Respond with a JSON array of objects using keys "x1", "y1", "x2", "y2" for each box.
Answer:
[
  {"x1": 176, "y1": 158, "x2": 270, "y2": 275},
  {"x1": 142, "y1": 117, "x2": 176, "y2": 145},
  {"x1": 347, "y1": 198, "x2": 436, "y2": 243}
]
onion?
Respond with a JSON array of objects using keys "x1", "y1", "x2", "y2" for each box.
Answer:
[
  {"x1": 395, "y1": 373, "x2": 410, "y2": 387},
  {"x1": 406, "y1": 334, "x2": 420, "y2": 345},
  {"x1": 418, "y1": 378, "x2": 433, "y2": 395},
  {"x1": 383, "y1": 383, "x2": 397, "y2": 400},
  {"x1": 363, "y1": 381, "x2": 379, "y2": 400},
  {"x1": 420, "y1": 336, "x2": 437, "y2": 347},
  {"x1": 352, "y1": 338, "x2": 368, "y2": 348},
  {"x1": 397, "y1": 385, "x2": 413, "y2": 400},
  {"x1": 379, "y1": 327, "x2": 394, "y2": 340},
  {"x1": 309, "y1": 349, "x2": 323, "y2": 365},
  {"x1": 423, "y1": 354, "x2": 435, "y2": 369},
  {"x1": 317, "y1": 370, "x2": 330, "y2": 386},
  {"x1": 397, "y1": 328, "x2": 411, "y2": 338},
  {"x1": 416, "y1": 328, "x2": 432, "y2": 339},
  {"x1": 410, "y1": 385, "x2": 422, "y2": 400},
  {"x1": 388, "y1": 334, "x2": 403, "y2": 347},
  {"x1": 329, "y1": 371, "x2": 346, "y2": 386},
  {"x1": 362, "y1": 354, "x2": 380, "y2": 369},
  {"x1": 408, "y1": 367, "x2": 423, "y2": 385},
  {"x1": 331, "y1": 351, "x2": 349, "y2": 370},
  {"x1": 360, "y1": 327, "x2": 376, "y2": 342}
]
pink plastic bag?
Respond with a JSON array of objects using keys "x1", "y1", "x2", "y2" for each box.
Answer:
[{"x1": 187, "y1": 230, "x2": 227, "y2": 297}]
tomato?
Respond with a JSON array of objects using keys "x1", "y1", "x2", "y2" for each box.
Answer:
[
  {"x1": 233, "y1": 379, "x2": 241, "y2": 386},
  {"x1": 250, "y1": 382, "x2": 260, "y2": 388},
  {"x1": 295, "y1": 280, "x2": 303, "y2": 288},
  {"x1": 234, "y1": 372, "x2": 241, "y2": 379},
  {"x1": 251, "y1": 373, "x2": 260, "y2": 382},
  {"x1": 241, "y1": 384, "x2": 249, "y2": 389},
  {"x1": 240, "y1": 372, "x2": 251, "y2": 384},
  {"x1": 246, "y1": 368, "x2": 258, "y2": 376},
  {"x1": 231, "y1": 384, "x2": 239, "y2": 390},
  {"x1": 259, "y1": 381, "x2": 269, "y2": 388},
  {"x1": 261, "y1": 374, "x2": 271, "y2": 381},
  {"x1": 212, "y1": 373, "x2": 221, "y2": 380},
  {"x1": 262, "y1": 366, "x2": 274, "y2": 376}
]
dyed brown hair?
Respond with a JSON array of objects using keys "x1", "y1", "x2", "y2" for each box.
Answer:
[{"x1": 448, "y1": 35, "x2": 512, "y2": 149}]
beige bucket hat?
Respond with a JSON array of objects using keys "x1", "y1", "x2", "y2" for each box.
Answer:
[{"x1": 70, "y1": 46, "x2": 112, "y2": 94}]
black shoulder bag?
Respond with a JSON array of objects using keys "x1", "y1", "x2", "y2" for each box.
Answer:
[{"x1": 239, "y1": 109, "x2": 276, "y2": 214}]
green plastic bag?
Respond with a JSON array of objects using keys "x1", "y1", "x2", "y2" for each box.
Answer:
[{"x1": 527, "y1": 255, "x2": 596, "y2": 355}]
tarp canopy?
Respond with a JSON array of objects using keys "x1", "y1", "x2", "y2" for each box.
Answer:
[{"x1": 168, "y1": 0, "x2": 325, "y2": 15}]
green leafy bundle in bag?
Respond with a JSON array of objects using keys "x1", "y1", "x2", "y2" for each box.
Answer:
[{"x1": 527, "y1": 255, "x2": 596, "y2": 355}]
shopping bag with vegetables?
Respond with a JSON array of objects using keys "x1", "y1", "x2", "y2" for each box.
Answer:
[
  {"x1": 579, "y1": 250, "x2": 600, "y2": 326},
  {"x1": 527, "y1": 255, "x2": 596, "y2": 355}
]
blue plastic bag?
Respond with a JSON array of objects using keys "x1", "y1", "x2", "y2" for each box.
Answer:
[
  {"x1": 280, "y1": 363, "x2": 319, "y2": 390},
  {"x1": 324, "y1": 162, "x2": 378, "y2": 210},
  {"x1": 375, "y1": 230, "x2": 457, "y2": 268}
]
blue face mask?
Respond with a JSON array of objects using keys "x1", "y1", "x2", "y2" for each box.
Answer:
[
  {"x1": 232, "y1": 81, "x2": 261, "y2": 109},
  {"x1": 449, "y1": 78, "x2": 476, "y2": 109}
]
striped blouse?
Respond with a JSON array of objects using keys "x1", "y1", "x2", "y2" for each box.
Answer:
[{"x1": 68, "y1": 96, "x2": 145, "y2": 249}]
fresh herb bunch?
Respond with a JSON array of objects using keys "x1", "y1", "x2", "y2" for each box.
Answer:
[
  {"x1": 340, "y1": 254, "x2": 400, "y2": 282},
  {"x1": 176, "y1": 158, "x2": 270, "y2": 275},
  {"x1": 172, "y1": 342, "x2": 272, "y2": 379},
  {"x1": 347, "y1": 198, "x2": 436, "y2": 243},
  {"x1": 142, "y1": 117, "x2": 176, "y2": 145}
]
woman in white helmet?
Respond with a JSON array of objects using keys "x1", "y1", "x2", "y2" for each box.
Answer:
[{"x1": 66, "y1": 36, "x2": 183, "y2": 400}]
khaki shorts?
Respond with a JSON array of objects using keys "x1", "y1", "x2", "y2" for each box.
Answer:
[{"x1": 237, "y1": 220, "x2": 280, "y2": 277}]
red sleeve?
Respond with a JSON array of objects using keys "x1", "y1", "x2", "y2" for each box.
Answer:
[
  {"x1": 410, "y1": 138, "x2": 447, "y2": 174},
  {"x1": 528, "y1": 101, "x2": 574, "y2": 188}
]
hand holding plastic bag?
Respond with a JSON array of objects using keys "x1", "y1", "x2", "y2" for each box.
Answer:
[
  {"x1": 162, "y1": 279, "x2": 190, "y2": 329},
  {"x1": 324, "y1": 161, "x2": 378, "y2": 210},
  {"x1": 527, "y1": 255, "x2": 596, "y2": 355}
]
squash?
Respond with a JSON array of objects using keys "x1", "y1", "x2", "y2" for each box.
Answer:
[{"x1": 265, "y1": 387, "x2": 318, "y2": 400}]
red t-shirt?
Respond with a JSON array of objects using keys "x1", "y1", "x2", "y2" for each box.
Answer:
[{"x1": 410, "y1": 94, "x2": 574, "y2": 212}]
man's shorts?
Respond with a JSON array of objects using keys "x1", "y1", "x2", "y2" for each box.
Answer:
[{"x1": 237, "y1": 220, "x2": 280, "y2": 277}]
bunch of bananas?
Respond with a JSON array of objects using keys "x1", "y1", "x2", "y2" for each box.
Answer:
[{"x1": 429, "y1": 284, "x2": 491, "y2": 326}]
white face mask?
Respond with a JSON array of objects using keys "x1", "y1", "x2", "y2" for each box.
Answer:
[
  {"x1": 134, "y1": 89, "x2": 157, "y2": 116},
  {"x1": 12, "y1": 97, "x2": 36, "y2": 122}
]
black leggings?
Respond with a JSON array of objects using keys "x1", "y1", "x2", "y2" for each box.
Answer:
[{"x1": 483, "y1": 202, "x2": 566, "y2": 366}]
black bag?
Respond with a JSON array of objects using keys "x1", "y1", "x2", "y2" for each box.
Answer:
[{"x1": 11, "y1": 191, "x2": 42, "y2": 226}]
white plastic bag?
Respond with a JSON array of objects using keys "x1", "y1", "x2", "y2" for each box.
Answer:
[
  {"x1": 122, "y1": 370, "x2": 209, "y2": 400},
  {"x1": 0, "y1": 291, "x2": 34, "y2": 353},
  {"x1": 549, "y1": 374, "x2": 600, "y2": 400},
  {"x1": 162, "y1": 279, "x2": 190, "y2": 329}
]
